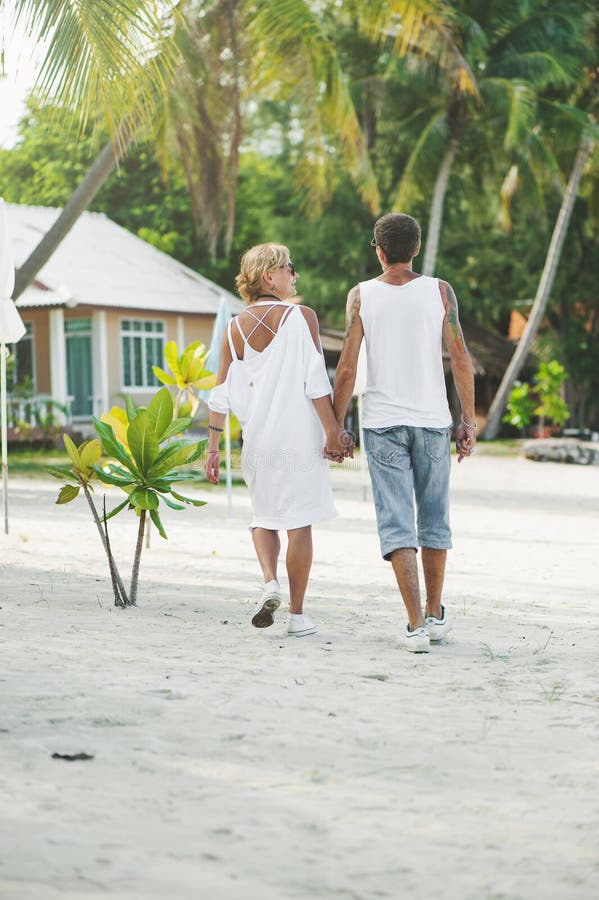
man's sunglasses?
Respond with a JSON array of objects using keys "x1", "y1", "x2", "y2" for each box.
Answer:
[{"x1": 370, "y1": 237, "x2": 377, "y2": 247}]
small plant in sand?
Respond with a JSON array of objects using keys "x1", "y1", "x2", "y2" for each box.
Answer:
[
  {"x1": 152, "y1": 340, "x2": 216, "y2": 418},
  {"x1": 46, "y1": 388, "x2": 206, "y2": 607},
  {"x1": 503, "y1": 361, "x2": 569, "y2": 437}
]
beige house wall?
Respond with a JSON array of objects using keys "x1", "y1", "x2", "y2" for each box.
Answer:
[
  {"x1": 103, "y1": 309, "x2": 214, "y2": 408},
  {"x1": 18, "y1": 305, "x2": 218, "y2": 414}
]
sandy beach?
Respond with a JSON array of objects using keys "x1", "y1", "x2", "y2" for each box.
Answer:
[{"x1": 1, "y1": 453, "x2": 598, "y2": 900}]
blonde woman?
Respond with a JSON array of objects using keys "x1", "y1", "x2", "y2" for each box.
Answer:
[{"x1": 205, "y1": 243, "x2": 352, "y2": 636}]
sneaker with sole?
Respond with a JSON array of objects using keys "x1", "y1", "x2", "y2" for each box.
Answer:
[
  {"x1": 425, "y1": 605, "x2": 452, "y2": 642},
  {"x1": 403, "y1": 625, "x2": 430, "y2": 653},
  {"x1": 251, "y1": 581, "x2": 281, "y2": 628},
  {"x1": 287, "y1": 613, "x2": 317, "y2": 637}
]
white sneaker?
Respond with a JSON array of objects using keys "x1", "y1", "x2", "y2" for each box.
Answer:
[
  {"x1": 425, "y1": 605, "x2": 452, "y2": 642},
  {"x1": 403, "y1": 625, "x2": 430, "y2": 653},
  {"x1": 287, "y1": 613, "x2": 317, "y2": 637},
  {"x1": 251, "y1": 580, "x2": 281, "y2": 629}
]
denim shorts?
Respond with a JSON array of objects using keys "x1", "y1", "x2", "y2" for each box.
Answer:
[{"x1": 363, "y1": 425, "x2": 452, "y2": 560}]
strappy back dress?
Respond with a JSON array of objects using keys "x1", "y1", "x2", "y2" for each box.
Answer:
[{"x1": 208, "y1": 302, "x2": 337, "y2": 530}]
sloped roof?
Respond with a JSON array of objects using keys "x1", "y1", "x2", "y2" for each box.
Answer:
[{"x1": 6, "y1": 203, "x2": 243, "y2": 316}]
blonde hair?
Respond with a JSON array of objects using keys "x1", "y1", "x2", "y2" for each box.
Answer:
[{"x1": 235, "y1": 243, "x2": 290, "y2": 303}]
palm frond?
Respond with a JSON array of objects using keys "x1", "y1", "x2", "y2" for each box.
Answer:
[
  {"x1": 490, "y1": 51, "x2": 577, "y2": 88},
  {"x1": 482, "y1": 78, "x2": 537, "y2": 152},
  {"x1": 249, "y1": 0, "x2": 379, "y2": 215},
  {"x1": 391, "y1": 110, "x2": 448, "y2": 210},
  {"x1": 360, "y1": 0, "x2": 479, "y2": 97},
  {"x1": 12, "y1": 0, "x2": 180, "y2": 143}
]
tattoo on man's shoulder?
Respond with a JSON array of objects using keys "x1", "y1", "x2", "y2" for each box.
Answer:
[
  {"x1": 345, "y1": 286, "x2": 361, "y2": 333},
  {"x1": 442, "y1": 282, "x2": 467, "y2": 355}
]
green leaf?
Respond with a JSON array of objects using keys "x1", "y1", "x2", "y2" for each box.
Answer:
[
  {"x1": 93, "y1": 418, "x2": 138, "y2": 472},
  {"x1": 164, "y1": 341, "x2": 181, "y2": 379},
  {"x1": 57, "y1": 484, "x2": 80, "y2": 504},
  {"x1": 186, "y1": 440, "x2": 206, "y2": 464},
  {"x1": 180, "y1": 342, "x2": 205, "y2": 380},
  {"x1": 147, "y1": 441, "x2": 197, "y2": 479},
  {"x1": 147, "y1": 387, "x2": 174, "y2": 439},
  {"x1": 129, "y1": 487, "x2": 159, "y2": 510},
  {"x1": 160, "y1": 417, "x2": 192, "y2": 441},
  {"x1": 79, "y1": 438, "x2": 102, "y2": 469},
  {"x1": 63, "y1": 434, "x2": 81, "y2": 468},
  {"x1": 163, "y1": 495, "x2": 186, "y2": 510},
  {"x1": 92, "y1": 466, "x2": 136, "y2": 487},
  {"x1": 127, "y1": 411, "x2": 159, "y2": 475},
  {"x1": 150, "y1": 507, "x2": 168, "y2": 539},
  {"x1": 101, "y1": 498, "x2": 131, "y2": 522},
  {"x1": 171, "y1": 491, "x2": 207, "y2": 507},
  {"x1": 125, "y1": 394, "x2": 138, "y2": 423},
  {"x1": 152, "y1": 365, "x2": 177, "y2": 386},
  {"x1": 45, "y1": 464, "x2": 77, "y2": 481}
]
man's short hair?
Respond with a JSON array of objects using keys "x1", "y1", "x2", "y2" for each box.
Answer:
[{"x1": 373, "y1": 213, "x2": 421, "y2": 263}]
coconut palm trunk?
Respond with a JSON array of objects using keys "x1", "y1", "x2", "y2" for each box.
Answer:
[
  {"x1": 421, "y1": 136, "x2": 459, "y2": 276},
  {"x1": 483, "y1": 133, "x2": 595, "y2": 440},
  {"x1": 13, "y1": 121, "x2": 134, "y2": 301}
]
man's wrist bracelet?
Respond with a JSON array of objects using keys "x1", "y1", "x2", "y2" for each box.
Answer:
[
  {"x1": 461, "y1": 416, "x2": 477, "y2": 430},
  {"x1": 208, "y1": 424, "x2": 224, "y2": 433}
]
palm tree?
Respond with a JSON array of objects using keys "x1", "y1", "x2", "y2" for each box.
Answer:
[
  {"x1": 8, "y1": 0, "x2": 179, "y2": 300},
  {"x1": 388, "y1": 0, "x2": 590, "y2": 275},
  {"x1": 10, "y1": 0, "x2": 478, "y2": 295},
  {"x1": 157, "y1": 0, "x2": 477, "y2": 259}
]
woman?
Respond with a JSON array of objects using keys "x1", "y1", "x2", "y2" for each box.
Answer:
[{"x1": 205, "y1": 243, "x2": 352, "y2": 637}]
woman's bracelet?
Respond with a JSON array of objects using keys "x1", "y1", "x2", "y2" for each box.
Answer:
[
  {"x1": 206, "y1": 449, "x2": 220, "y2": 455},
  {"x1": 208, "y1": 424, "x2": 224, "y2": 433},
  {"x1": 461, "y1": 416, "x2": 477, "y2": 430}
]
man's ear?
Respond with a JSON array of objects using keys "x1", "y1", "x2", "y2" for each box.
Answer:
[
  {"x1": 376, "y1": 246, "x2": 387, "y2": 267},
  {"x1": 413, "y1": 242, "x2": 422, "y2": 258}
]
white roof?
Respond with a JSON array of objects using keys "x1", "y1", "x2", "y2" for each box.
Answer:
[{"x1": 5, "y1": 203, "x2": 243, "y2": 316}]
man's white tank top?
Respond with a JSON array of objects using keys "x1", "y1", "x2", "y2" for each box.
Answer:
[{"x1": 359, "y1": 274, "x2": 452, "y2": 428}]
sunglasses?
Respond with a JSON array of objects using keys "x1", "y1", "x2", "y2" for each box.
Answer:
[
  {"x1": 280, "y1": 260, "x2": 296, "y2": 276},
  {"x1": 370, "y1": 238, "x2": 377, "y2": 247}
]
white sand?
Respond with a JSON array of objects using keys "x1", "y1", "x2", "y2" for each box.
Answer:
[{"x1": 1, "y1": 454, "x2": 598, "y2": 900}]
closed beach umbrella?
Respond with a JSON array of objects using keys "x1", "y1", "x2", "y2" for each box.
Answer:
[{"x1": 0, "y1": 199, "x2": 26, "y2": 534}]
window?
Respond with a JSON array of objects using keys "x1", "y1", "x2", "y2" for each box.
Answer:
[
  {"x1": 9, "y1": 322, "x2": 34, "y2": 390},
  {"x1": 121, "y1": 319, "x2": 165, "y2": 388}
]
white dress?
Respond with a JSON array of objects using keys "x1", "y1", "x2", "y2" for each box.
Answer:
[{"x1": 208, "y1": 302, "x2": 337, "y2": 530}]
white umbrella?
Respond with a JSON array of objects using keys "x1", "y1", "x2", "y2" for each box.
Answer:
[{"x1": 0, "y1": 199, "x2": 26, "y2": 534}]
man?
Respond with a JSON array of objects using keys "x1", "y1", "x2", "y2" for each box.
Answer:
[{"x1": 333, "y1": 213, "x2": 476, "y2": 653}]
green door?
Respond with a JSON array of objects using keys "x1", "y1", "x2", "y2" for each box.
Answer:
[{"x1": 65, "y1": 318, "x2": 93, "y2": 418}]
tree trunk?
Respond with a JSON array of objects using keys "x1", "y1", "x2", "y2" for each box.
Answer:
[
  {"x1": 13, "y1": 121, "x2": 134, "y2": 301},
  {"x1": 421, "y1": 137, "x2": 459, "y2": 277},
  {"x1": 80, "y1": 481, "x2": 129, "y2": 607},
  {"x1": 129, "y1": 509, "x2": 146, "y2": 606},
  {"x1": 224, "y1": 0, "x2": 242, "y2": 255},
  {"x1": 483, "y1": 134, "x2": 595, "y2": 440}
]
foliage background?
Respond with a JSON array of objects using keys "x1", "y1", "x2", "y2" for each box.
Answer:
[{"x1": 1, "y1": 1, "x2": 598, "y2": 426}]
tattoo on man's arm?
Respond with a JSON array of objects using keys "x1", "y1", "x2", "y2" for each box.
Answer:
[
  {"x1": 345, "y1": 288, "x2": 360, "y2": 335},
  {"x1": 444, "y1": 283, "x2": 467, "y2": 355}
]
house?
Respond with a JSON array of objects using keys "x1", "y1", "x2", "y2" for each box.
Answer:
[{"x1": 6, "y1": 203, "x2": 243, "y2": 425}]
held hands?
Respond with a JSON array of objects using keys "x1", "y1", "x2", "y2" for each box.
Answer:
[
  {"x1": 456, "y1": 417, "x2": 477, "y2": 463},
  {"x1": 324, "y1": 427, "x2": 355, "y2": 463},
  {"x1": 204, "y1": 449, "x2": 221, "y2": 484}
]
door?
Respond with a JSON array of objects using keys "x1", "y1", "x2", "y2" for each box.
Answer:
[{"x1": 65, "y1": 318, "x2": 93, "y2": 419}]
